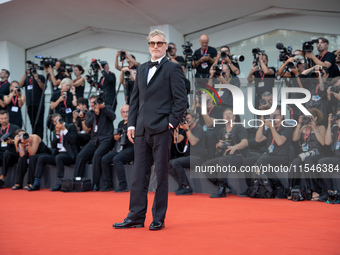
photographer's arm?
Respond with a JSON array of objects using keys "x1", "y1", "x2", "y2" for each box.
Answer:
[
  {"x1": 19, "y1": 73, "x2": 26, "y2": 87},
  {"x1": 64, "y1": 124, "x2": 77, "y2": 144},
  {"x1": 247, "y1": 63, "x2": 257, "y2": 84},
  {"x1": 18, "y1": 95, "x2": 25, "y2": 108},
  {"x1": 185, "y1": 129, "x2": 199, "y2": 146},
  {"x1": 255, "y1": 124, "x2": 267, "y2": 143},
  {"x1": 277, "y1": 58, "x2": 294, "y2": 77},
  {"x1": 269, "y1": 126, "x2": 287, "y2": 146},
  {"x1": 225, "y1": 139, "x2": 248, "y2": 155},
  {"x1": 73, "y1": 77, "x2": 85, "y2": 88},
  {"x1": 305, "y1": 52, "x2": 331, "y2": 68},
  {"x1": 33, "y1": 74, "x2": 45, "y2": 90},
  {"x1": 259, "y1": 57, "x2": 274, "y2": 75},
  {"x1": 126, "y1": 53, "x2": 140, "y2": 67},
  {"x1": 115, "y1": 51, "x2": 122, "y2": 71},
  {"x1": 292, "y1": 119, "x2": 303, "y2": 142},
  {"x1": 26, "y1": 135, "x2": 41, "y2": 156},
  {"x1": 325, "y1": 114, "x2": 333, "y2": 146},
  {"x1": 50, "y1": 97, "x2": 63, "y2": 110}
]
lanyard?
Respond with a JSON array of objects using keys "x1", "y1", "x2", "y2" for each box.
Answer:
[
  {"x1": 1, "y1": 123, "x2": 10, "y2": 135},
  {"x1": 201, "y1": 48, "x2": 208, "y2": 56},
  {"x1": 11, "y1": 95, "x2": 18, "y2": 106},
  {"x1": 259, "y1": 71, "x2": 265, "y2": 82},
  {"x1": 271, "y1": 126, "x2": 281, "y2": 145},
  {"x1": 190, "y1": 122, "x2": 197, "y2": 131},
  {"x1": 317, "y1": 51, "x2": 328, "y2": 61},
  {"x1": 208, "y1": 105, "x2": 214, "y2": 115},
  {"x1": 337, "y1": 127, "x2": 340, "y2": 142},
  {"x1": 304, "y1": 129, "x2": 311, "y2": 143},
  {"x1": 316, "y1": 83, "x2": 319, "y2": 94}
]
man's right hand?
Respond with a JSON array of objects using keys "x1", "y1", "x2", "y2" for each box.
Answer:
[{"x1": 127, "y1": 129, "x2": 135, "y2": 144}]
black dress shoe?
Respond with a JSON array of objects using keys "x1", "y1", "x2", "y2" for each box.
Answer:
[
  {"x1": 0, "y1": 179, "x2": 5, "y2": 188},
  {"x1": 92, "y1": 184, "x2": 99, "y2": 192},
  {"x1": 28, "y1": 184, "x2": 40, "y2": 191},
  {"x1": 149, "y1": 221, "x2": 165, "y2": 231},
  {"x1": 113, "y1": 219, "x2": 144, "y2": 229},
  {"x1": 209, "y1": 186, "x2": 227, "y2": 198},
  {"x1": 101, "y1": 183, "x2": 113, "y2": 192},
  {"x1": 50, "y1": 183, "x2": 61, "y2": 191}
]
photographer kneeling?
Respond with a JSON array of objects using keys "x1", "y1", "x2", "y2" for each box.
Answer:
[
  {"x1": 30, "y1": 114, "x2": 78, "y2": 191},
  {"x1": 101, "y1": 105, "x2": 134, "y2": 192},
  {"x1": 202, "y1": 108, "x2": 248, "y2": 198},
  {"x1": 12, "y1": 130, "x2": 51, "y2": 190},
  {"x1": 289, "y1": 108, "x2": 326, "y2": 201}
]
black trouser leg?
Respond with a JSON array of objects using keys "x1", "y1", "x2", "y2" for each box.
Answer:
[
  {"x1": 35, "y1": 155, "x2": 56, "y2": 178},
  {"x1": 55, "y1": 153, "x2": 75, "y2": 178},
  {"x1": 92, "y1": 139, "x2": 114, "y2": 187},
  {"x1": 2, "y1": 150, "x2": 19, "y2": 176},
  {"x1": 112, "y1": 146, "x2": 134, "y2": 187}
]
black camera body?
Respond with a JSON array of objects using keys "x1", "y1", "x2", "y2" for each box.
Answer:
[
  {"x1": 330, "y1": 86, "x2": 340, "y2": 93},
  {"x1": 75, "y1": 109, "x2": 88, "y2": 115},
  {"x1": 20, "y1": 133, "x2": 30, "y2": 140},
  {"x1": 182, "y1": 41, "x2": 195, "y2": 60},
  {"x1": 120, "y1": 51, "x2": 126, "y2": 62},
  {"x1": 301, "y1": 116, "x2": 313, "y2": 126},
  {"x1": 35, "y1": 56, "x2": 58, "y2": 68},
  {"x1": 291, "y1": 186, "x2": 305, "y2": 202},
  {"x1": 252, "y1": 48, "x2": 265, "y2": 66},
  {"x1": 212, "y1": 65, "x2": 222, "y2": 77},
  {"x1": 216, "y1": 140, "x2": 231, "y2": 156},
  {"x1": 26, "y1": 60, "x2": 38, "y2": 74},
  {"x1": 302, "y1": 39, "x2": 318, "y2": 52},
  {"x1": 276, "y1": 43, "x2": 293, "y2": 62}
]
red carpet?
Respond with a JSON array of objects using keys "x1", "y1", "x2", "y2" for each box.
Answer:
[{"x1": 1, "y1": 189, "x2": 339, "y2": 255}]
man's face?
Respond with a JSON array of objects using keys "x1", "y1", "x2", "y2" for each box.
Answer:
[
  {"x1": 120, "y1": 106, "x2": 129, "y2": 121},
  {"x1": 77, "y1": 104, "x2": 87, "y2": 111},
  {"x1": 149, "y1": 34, "x2": 168, "y2": 60},
  {"x1": 103, "y1": 64, "x2": 110, "y2": 72},
  {"x1": 0, "y1": 70, "x2": 8, "y2": 79},
  {"x1": 220, "y1": 47, "x2": 230, "y2": 56},
  {"x1": 168, "y1": 44, "x2": 177, "y2": 57},
  {"x1": 272, "y1": 110, "x2": 282, "y2": 125},
  {"x1": 55, "y1": 61, "x2": 61, "y2": 71},
  {"x1": 200, "y1": 36, "x2": 209, "y2": 50},
  {"x1": 90, "y1": 98, "x2": 96, "y2": 110},
  {"x1": 186, "y1": 114, "x2": 194, "y2": 126},
  {"x1": 261, "y1": 55, "x2": 268, "y2": 66},
  {"x1": 317, "y1": 39, "x2": 328, "y2": 52},
  {"x1": 0, "y1": 114, "x2": 9, "y2": 127},
  {"x1": 222, "y1": 65, "x2": 230, "y2": 77},
  {"x1": 263, "y1": 95, "x2": 272, "y2": 105},
  {"x1": 223, "y1": 110, "x2": 234, "y2": 122}
]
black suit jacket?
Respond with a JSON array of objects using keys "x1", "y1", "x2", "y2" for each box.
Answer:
[
  {"x1": 51, "y1": 123, "x2": 78, "y2": 160},
  {"x1": 128, "y1": 57, "x2": 187, "y2": 136}
]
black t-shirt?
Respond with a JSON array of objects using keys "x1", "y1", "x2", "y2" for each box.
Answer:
[
  {"x1": 193, "y1": 46, "x2": 217, "y2": 76},
  {"x1": 253, "y1": 68, "x2": 276, "y2": 97},
  {"x1": 218, "y1": 124, "x2": 248, "y2": 157},
  {"x1": 50, "y1": 90, "x2": 75, "y2": 122},
  {"x1": 0, "y1": 123, "x2": 19, "y2": 153},
  {"x1": 315, "y1": 52, "x2": 337, "y2": 78},
  {"x1": 214, "y1": 76, "x2": 241, "y2": 109},
  {"x1": 263, "y1": 125, "x2": 293, "y2": 158},
  {"x1": 175, "y1": 56, "x2": 185, "y2": 64},
  {"x1": 99, "y1": 71, "x2": 116, "y2": 107},
  {"x1": 0, "y1": 80, "x2": 10, "y2": 95},
  {"x1": 51, "y1": 72, "x2": 67, "y2": 92},
  {"x1": 24, "y1": 75, "x2": 45, "y2": 106},
  {"x1": 190, "y1": 123, "x2": 206, "y2": 158}
]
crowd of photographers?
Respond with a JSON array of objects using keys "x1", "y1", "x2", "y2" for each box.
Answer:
[{"x1": 0, "y1": 35, "x2": 339, "y2": 203}]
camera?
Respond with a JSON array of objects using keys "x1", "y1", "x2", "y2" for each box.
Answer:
[
  {"x1": 301, "y1": 115, "x2": 313, "y2": 126},
  {"x1": 20, "y1": 133, "x2": 30, "y2": 140},
  {"x1": 11, "y1": 86, "x2": 21, "y2": 94},
  {"x1": 331, "y1": 113, "x2": 340, "y2": 123},
  {"x1": 286, "y1": 56, "x2": 305, "y2": 69},
  {"x1": 59, "y1": 64, "x2": 73, "y2": 73},
  {"x1": 216, "y1": 139, "x2": 231, "y2": 156},
  {"x1": 179, "y1": 111, "x2": 188, "y2": 125},
  {"x1": 299, "y1": 149, "x2": 319, "y2": 162},
  {"x1": 124, "y1": 70, "x2": 131, "y2": 81},
  {"x1": 330, "y1": 86, "x2": 340, "y2": 93},
  {"x1": 276, "y1": 42, "x2": 293, "y2": 62},
  {"x1": 252, "y1": 48, "x2": 265, "y2": 66},
  {"x1": 35, "y1": 55, "x2": 58, "y2": 68},
  {"x1": 75, "y1": 109, "x2": 88, "y2": 115},
  {"x1": 26, "y1": 60, "x2": 39, "y2": 74},
  {"x1": 56, "y1": 117, "x2": 64, "y2": 124},
  {"x1": 229, "y1": 54, "x2": 245, "y2": 62},
  {"x1": 120, "y1": 51, "x2": 126, "y2": 62},
  {"x1": 327, "y1": 190, "x2": 340, "y2": 204},
  {"x1": 310, "y1": 66, "x2": 327, "y2": 78},
  {"x1": 302, "y1": 39, "x2": 318, "y2": 52},
  {"x1": 182, "y1": 41, "x2": 195, "y2": 59},
  {"x1": 291, "y1": 186, "x2": 306, "y2": 202},
  {"x1": 0, "y1": 132, "x2": 11, "y2": 142},
  {"x1": 94, "y1": 97, "x2": 104, "y2": 105},
  {"x1": 212, "y1": 65, "x2": 222, "y2": 77}
]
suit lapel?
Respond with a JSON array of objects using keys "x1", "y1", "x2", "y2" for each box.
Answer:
[{"x1": 147, "y1": 57, "x2": 168, "y2": 86}]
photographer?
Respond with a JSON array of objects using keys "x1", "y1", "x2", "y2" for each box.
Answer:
[
  {"x1": 115, "y1": 50, "x2": 140, "y2": 71},
  {"x1": 277, "y1": 55, "x2": 306, "y2": 121},
  {"x1": 218, "y1": 46, "x2": 241, "y2": 76},
  {"x1": 73, "y1": 65, "x2": 85, "y2": 99},
  {"x1": 290, "y1": 108, "x2": 326, "y2": 200},
  {"x1": 243, "y1": 106, "x2": 293, "y2": 198},
  {"x1": 192, "y1": 34, "x2": 218, "y2": 78},
  {"x1": 0, "y1": 69, "x2": 10, "y2": 99},
  {"x1": 305, "y1": 37, "x2": 337, "y2": 78},
  {"x1": 19, "y1": 64, "x2": 45, "y2": 137},
  {"x1": 195, "y1": 97, "x2": 223, "y2": 159},
  {"x1": 50, "y1": 78, "x2": 77, "y2": 123},
  {"x1": 317, "y1": 111, "x2": 340, "y2": 200},
  {"x1": 300, "y1": 65, "x2": 330, "y2": 126},
  {"x1": 202, "y1": 108, "x2": 248, "y2": 198},
  {"x1": 73, "y1": 97, "x2": 91, "y2": 146},
  {"x1": 29, "y1": 114, "x2": 78, "y2": 191},
  {"x1": 208, "y1": 63, "x2": 241, "y2": 110},
  {"x1": 0, "y1": 110, "x2": 20, "y2": 188},
  {"x1": 12, "y1": 130, "x2": 51, "y2": 190},
  {"x1": 247, "y1": 52, "x2": 276, "y2": 110},
  {"x1": 334, "y1": 49, "x2": 340, "y2": 77},
  {"x1": 0, "y1": 81, "x2": 26, "y2": 128},
  {"x1": 46, "y1": 60, "x2": 68, "y2": 92},
  {"x1": 101, "y1": 105, "x2": 133, "y2": 192},
  {"x1": 73, "y1": 95, "x2": 116, "y2": 191},
  {"x1": 167, "y1": 42, "x2": 185, "y2": 64},
  {"x1": 99, "y1": 62, "x2": 117, "y2": 111},
  {"x1": 119, "y1": 67, "x2": 136, "y2": 105},
  {"x1": 169, "y1": 109, "x2": 206, "y2": 195}
]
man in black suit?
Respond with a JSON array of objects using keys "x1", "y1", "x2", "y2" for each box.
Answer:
[
  {"x1": 29, "y1": 113, "x2": 78, "y2": 191},
  {"x1": 113, "y1": 29, "x2": 187, "y2": 231}
]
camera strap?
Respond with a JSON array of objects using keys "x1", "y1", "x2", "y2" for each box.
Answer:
[
  {"x1": 317, "y1": 51, "x2": 328, "y2": 61},
  {"x1": 303, "y1": 129, "x2": 311, "y2": 143},
  {"x1": 1, "y1": 123, "x2": 10, "y2": 135},
  {"x1": 61, "y1": 91, "x2": 67, "y2": 109}
]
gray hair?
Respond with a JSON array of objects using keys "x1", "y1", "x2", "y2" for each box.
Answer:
[
  {"x1": 261, "y1": 91, "x2": 272, "y2": 98},
  {"x1": 147, "y1": 29, "x2": 167, "y2": 41}
]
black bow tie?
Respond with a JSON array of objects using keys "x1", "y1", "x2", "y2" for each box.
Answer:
[{"x1": 148, "y1": 61, "x2": 159, "y2": 68}]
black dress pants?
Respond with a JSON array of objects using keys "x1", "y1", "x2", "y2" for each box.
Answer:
[
  {"x1": 1, "y1": 150, "x2": 19, "y2": 176},
  {"x1": 127, "y1": 129, "x2": 172, "y2": 223},
  {"x1": 35, "y1": 153, "x2": 75, "y2": 179}
]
